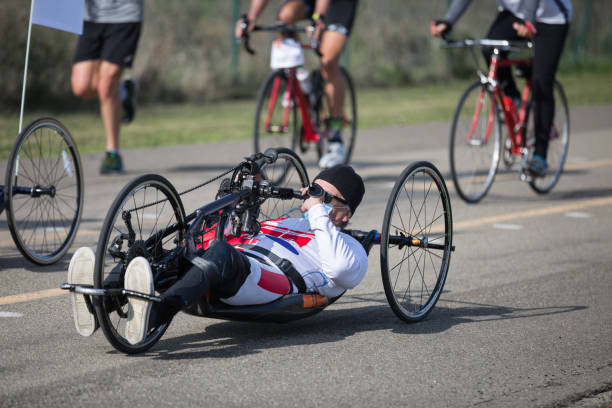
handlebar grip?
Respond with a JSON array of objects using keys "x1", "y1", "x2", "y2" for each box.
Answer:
[{"x1": 240, "y1": 14, "x2": 256, "y2": 55}]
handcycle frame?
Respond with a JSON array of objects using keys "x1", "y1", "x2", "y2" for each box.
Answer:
[
  {"x1": 242, "y1": 20, "x2": 357, "y2": 163},
  {"x1": 61, "y1": 148, "x2": 454, "y2": 353},
  {"x1": 443, "y1": 37, "x2": 570, "y2": 202}
]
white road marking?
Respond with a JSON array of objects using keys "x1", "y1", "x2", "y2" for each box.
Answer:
[
  {"x1": 564, "y1": 211, "x2": 592, "y2": 218},
  {"x1": 0, "y1": 311, "x2": 23, "y2": 318},
  {"x1": 493, "y1": 223, "x2": 523, "y2": 230}
]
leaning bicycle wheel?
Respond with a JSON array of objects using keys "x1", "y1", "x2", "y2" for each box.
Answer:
[
  {"x1": 450, "y1": 81, "x2": 502, "y2": 203},
  {"x1": 312, "y1": 66, "x2": 357, "y2": 164},
  {"x1": 254, "y1": 70, "x2": 300, "y2": 155},
  {"x1": 258, "y1": 147, "x2": 309, "y2": 220},
  {"x1": 5, "y1": 117, "x2": 83, "y2": 265},
  {"x1": 94, "y1": 174, "x2": 186, "y2": 354},
  {"x1": 528, "y1": 80, "x2": 570, "y2": 194},
  {"x1": 380, "y1": 161, "x2": 453, "y2": 323}
]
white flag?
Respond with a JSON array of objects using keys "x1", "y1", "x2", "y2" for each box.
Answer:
[{"x1": 31, "y1": 0, "x2": 85, "y2": 35}]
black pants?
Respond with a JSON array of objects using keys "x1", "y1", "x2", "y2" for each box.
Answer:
[
  {"x1": 486, "y1": 11, "x2": 569, "y2": 159},
  {"x1": 151, "y1": 242, "x2": 251, "y2": 326}
]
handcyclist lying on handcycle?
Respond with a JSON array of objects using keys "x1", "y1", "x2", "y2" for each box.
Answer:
[{"x1": 67, "y1": 164, "x2": 367, "y2": 345}]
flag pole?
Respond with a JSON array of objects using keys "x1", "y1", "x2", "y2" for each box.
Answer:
[{"x1": 19, "y1": 0, "x2": 35, "y2": 134}]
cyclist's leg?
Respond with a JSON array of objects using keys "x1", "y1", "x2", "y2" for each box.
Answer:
[
  {"x1": 318, "y1": 0, "x2": 358, "y2": 167},
  {"x1": 531, "y1": 22, "x2": 569, "y2": 161},
  {"x1": 277, "y1": 0, "x2": 310, "y2": 24},
  {"x1": 484, "y1": 10, "x2": 522, "y2": 100},
  {"x1": 320, "y1": 31, "x2": 348, "y2": 128}
]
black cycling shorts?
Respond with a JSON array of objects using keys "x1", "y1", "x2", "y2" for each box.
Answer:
[
  {"x1": 301, "y1": 0, "x2": 358, "y2": 36},
  {"x1": 74, "y1": 21, "x2": 142, "y2": 67}
]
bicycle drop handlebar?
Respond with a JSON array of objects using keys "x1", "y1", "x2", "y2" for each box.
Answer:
[{"x1": 239, "y1": 15, "x2": 322, "y2": 57}]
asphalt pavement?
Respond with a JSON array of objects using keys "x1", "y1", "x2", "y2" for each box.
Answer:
[{"x1": 1, "y1": 104, "x2": 611, "y2": 407}]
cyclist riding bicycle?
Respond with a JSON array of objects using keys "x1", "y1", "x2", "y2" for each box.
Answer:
[
  {"x1": 236, "y1": 0, "x2": 359, "y2": 169},
  {"x1": 67, "y1": 165, "x2": 367, "y2": 344},
  {"x1": 431, "y1": 0, "x2": 571, "y2": 177}
]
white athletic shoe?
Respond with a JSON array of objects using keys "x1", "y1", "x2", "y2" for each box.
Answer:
[
  {"x1": 124, "y1": 257, "x2": 154, "y2": 345},
  {"x1": 318, "y1": 141, "x2": 347, "y2": 169},
  {"x1": 67, "y1": 247, "x2": 98, "y2": 337}
]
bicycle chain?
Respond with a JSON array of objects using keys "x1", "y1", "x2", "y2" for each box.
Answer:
[{"x1": 127, "y1": 165, "x2": 241, "y2": 213}]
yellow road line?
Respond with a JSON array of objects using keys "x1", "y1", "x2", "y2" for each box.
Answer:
[
  {"x1": 0, "y1": 288, "x2": 64, "y2": 306},
  {"x1": 2, "y1": 159, "x2": 612, "y2": 307},
  {"x1": 454, "y1": 196, "x2": 612, "y2": 231}
]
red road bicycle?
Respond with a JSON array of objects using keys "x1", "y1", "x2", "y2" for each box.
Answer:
[
  {"x1": 443, "y1": 38, "x2": 569, "y2": 203},
  {"x1": 242, "y1": 22, "x2": 357, "y2": 165}
]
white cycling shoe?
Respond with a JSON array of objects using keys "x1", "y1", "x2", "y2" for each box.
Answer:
[
  {"x1": 124, "y1": 257, "x2": 154, "y2": 345},
  {"x1": 67, "y1": 247, "x2": 99, "y2": 337},
  {"x1": 318, "y1": 142, "x2": 347, "y2": 169}
]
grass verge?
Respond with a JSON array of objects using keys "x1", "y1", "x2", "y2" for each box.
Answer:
[{"x1": 1, "y1": 70, "x2": 610, "y2": 160}]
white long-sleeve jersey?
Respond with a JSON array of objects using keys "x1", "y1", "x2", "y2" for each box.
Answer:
[{"x1": 218, "y1": 204, "x2": 369, "y2": 299}]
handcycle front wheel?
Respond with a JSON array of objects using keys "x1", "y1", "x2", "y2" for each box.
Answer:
[
  {"x1": 312, "y1": 66, "x2": 357, "y2": 165},
  {"x1": 258, "y1": 147, "x2": 309, "y2": 221},
  {"x1": 450, "y1": 80, "x2": 502, "y2": 204},
  {"x1": 380, "y1": 161, "x2": 453, "y2": 323},
  {"x1": 254, "y1": 70, "x2": 300, "y2": 156},
  {"x1": 527, "y1": 80, "x2": 570, "y2": 194},
  {"x1": 5, "y1": 117, "x2": 84, "y2": 265},
  {"x1": 94, "y1": 174, "x2": 186, "y2": 354}
]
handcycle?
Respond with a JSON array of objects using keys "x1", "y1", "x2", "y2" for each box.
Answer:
[
  {"x1": 241, "y1": 18, "x2": 357, "y2": 165},
  {"x1": 1, "y1": 117, "x2": 84, "y2": 264},
  {"x1": 442, "y1": 37, "x2": 569, "y2": 203},
  {"x1": 61, "y1": 147, "x2": 454, "y2": 354}
]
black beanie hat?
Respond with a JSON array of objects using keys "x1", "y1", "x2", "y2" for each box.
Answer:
[{"x1": 314, "y1": 165, "x2": 365, "y2": 214}]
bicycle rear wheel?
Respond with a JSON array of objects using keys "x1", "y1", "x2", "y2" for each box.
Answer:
[
  {"x1": 312, "y1": 66, "x2": 357, "y2": 164},
  {"x1": 450, "y1": 81, "x2": 502, "y2": 203},
  {"x1": 258, "y1": 147, "x2": 309, "y2": 220},
  {"x1": 254, "y1": 70, "x2": 300, "y2": 155},
  {"x1": 5, "y1": 117, "x2": 83, "y2": 265},
  {"x1": 94, "y1": 174, "x2": 185, "y2": 354},
  {"x1": 380, "y1": 161, "x2": 453, "y2": 322},
  {"x1": 528, "y1": 80, "x2": 570, "y2": 194}
]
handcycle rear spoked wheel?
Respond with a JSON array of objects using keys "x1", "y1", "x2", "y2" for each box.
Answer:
[
  {"x1": 450, "y1": 81, "x2": 502, "y2": 203},
  {"x1": 5, "y1": 117, "x2": 84, "y2": 265},
  {"x1": 527, "y1": 80, "x2": 570, "y2": 194},
  {"x1": 381, "y1": 161, "x2": 453, "y2": 323},
  {"x1": 94, "y1": 174, "x2": 186, "y2": 354},
  {"x1": 312, "y1": 66, "x2": 357, "y2": 164},
  {"x1": 254, "y1": 70, "x2": 300, "y2": 155},
  {"x1": 258, "y1": 147, "x2": 309, "y2": 221}
]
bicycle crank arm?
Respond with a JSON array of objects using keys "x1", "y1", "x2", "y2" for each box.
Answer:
[{"x1": 60, "y1": 283, "x2": 162, "y2": 302}]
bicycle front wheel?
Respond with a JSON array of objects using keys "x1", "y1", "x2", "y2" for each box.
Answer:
[
  {"x1": 312, "y1": 66, "x2": 357, "y2": 164},
  {"x1": 450, "y1": 81, "x2": 502, "y2": 203},
  {"x1": 258, "y1": 147, "x2": 309, "y2": 221},
  {"x1": 528, "y1": 80, "x2": 570, "y2": 194},
  {"x1": 380, "y1": 161, "x2": 453, "y2": 323},
  {"x1": 5, "y1": 117, "x2": 84, "y2": 265},
  {"x1": 94, "y1": 174, "x2": 186, "y2": 354},
  {"x1": 254, "y1": 70, "x2": 299, "y2": 155}
]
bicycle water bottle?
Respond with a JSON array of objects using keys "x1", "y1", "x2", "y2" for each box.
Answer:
[
  {"x1": 296, "y1": 67, "x2": 312, "y2": 94},
  {"x1": 503, "y1": 96, "x2": 519, "y2": 129}
]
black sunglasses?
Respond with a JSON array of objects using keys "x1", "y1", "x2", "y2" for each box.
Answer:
[{"x1": 307, "y1": 184, "x2": 348, "y2": 205}]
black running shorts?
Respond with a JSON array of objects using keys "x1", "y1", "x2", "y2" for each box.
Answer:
[{"x1": 74, "y1": 21, "x2": 142, "y2": 67}]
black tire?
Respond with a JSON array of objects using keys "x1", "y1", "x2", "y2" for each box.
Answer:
[
  {"x1": 450, "y1": 81, "x2": 502, "y2": 203},
  {"x1": 5, "y1": 117, "x2": 83, "y2": 265},
  {"x1": 254, "y1": 70, "x2": 300, "y2": 155},
  {"x1": 312, "y1": 66, "x2": 357, "y2": 164},
  {"x1": 528, "y1": 80, "x2": 570, "y2": 194},
  {"x1": 258, "y1": 147, "x2": 309, "y2": 221},
  {"x1": 380, "y1": 161, "x2": 453, "y2": 323},
  {"x1": 94, "y1": 174, "x2": 186, "y2": 354}
]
